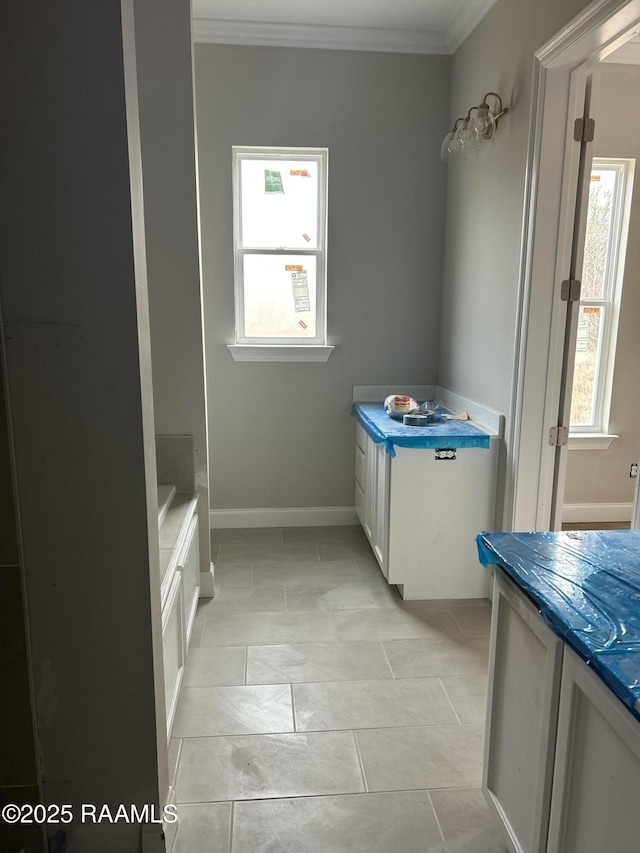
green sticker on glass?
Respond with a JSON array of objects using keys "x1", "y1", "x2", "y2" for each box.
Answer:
[{"x1": 264, "y1": 170, "x2": 284, "y2": 194}]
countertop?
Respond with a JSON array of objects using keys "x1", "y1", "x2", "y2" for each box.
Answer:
[
  {"x1": 477, "y1": 530, "x2": 640, "y2": 721},
  {"x1": 352, "y1": 402, "x2": 494, "y2": 456}
]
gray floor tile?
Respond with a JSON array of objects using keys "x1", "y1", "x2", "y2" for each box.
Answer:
[
  {"x1": 429, "y1": 788, "x2": 509, "y2": 853},
  {"x1": 189, "y1": 619, "x2": 205, "y2": 649},
  {"x1": 356, "y1": 557, "x2": 386, "y2": 582},
  {"x1": 450, "y1": 605, "x2": 492, "y2": 637},
  {"x1": 182, "y1": 646, "x2": 246, "y2": 687},
  {"x1": 202, "y1": 611, "x2": 338, "y2": 646},
  {"x1": 172, "y1": 684, "x2": 293, "y2": 737},
  {"x1": 198, "y1": 584, "x2": 286, "y2": 614},
  {"x1": 382, "y1": 636, "x2": 490, "y2": 678},
  {"x1": 246, "y1": 641, "x2": 393, "y2": 684},
  {"x1": 251, "y1": 559, "x2": 360, "y2": 586},
  {"x1": 285, "y1": 579, "x2": 398, "y2": 611},
  {"x1": 282, "y1": 525, "x2": 368, "y2": 543},
  {"x1": 175, "y1": 731, "x2": 365, "y2": 803},
  {"x1": 293, "y1": 678, "x2": 458, "y2": 731},
  {"x1": 168, "y1": 738, "x2": 181, "y2": 791},
  {"x1": 211, "y1": 527, "x2": 282, "y2": 545},
  {"x1": 356, "y1": 725, "x2": 484, "y2": 791},
  {"x1": 217, "y1": 541, "x2": 319, "y2": 565},
  {"x1": 440, "y1": 675, "x2": 489, "y2": 725},
  {"x1": 232, "y1": 791, "x2": 447, "y2": 853},
  {"x1": 172, "y1": 802, "x2": 231, "y2": 853},
  {"x1": 213, "y1": 563, "x2": 253, "y2": 589},
  {"x1": 318, "y1": 541, "x2": 376, "y2": 561},
  {"x1": 331, "y1": 608, "x2": 465, "y2": 642}
]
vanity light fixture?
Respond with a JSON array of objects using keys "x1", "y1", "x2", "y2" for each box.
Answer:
[{"x1": 440, "y1": 92, "x2": 509, "y2": 161}]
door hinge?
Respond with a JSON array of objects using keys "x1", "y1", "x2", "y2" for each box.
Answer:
[
  {"x1": 574, "y1": 117, "x2": 595, "y2": 142},
  {"x1": 549, "y1": 425, "x2": 569, "y2": 447},
  {"x1": 561, "y1": 279, "x2": 581, "y2": 302}
]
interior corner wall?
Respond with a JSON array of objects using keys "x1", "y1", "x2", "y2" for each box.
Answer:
[
  {"x1": 194, "y1": 44, "x2": 449, "y2": 511},
  {"x1": 0, "y1": 2, "x2": 162, "y2": 849},
  {"x1": 438, "y1": 0, "x2": 596, "y2": 439},
  {"x1": 563, "y1": 63, "x2": 640, "y2": 509},
  {"x1": 134, "y1": 0, "x2": 212, "y2": 570}
]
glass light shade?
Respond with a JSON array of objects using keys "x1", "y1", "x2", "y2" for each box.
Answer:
[
  {"x1": 471, "y1": 105, "x2": 496, "y2": 140},
  {"x1": 440, "y1": 131, "x2": 454, "y2": 162}
]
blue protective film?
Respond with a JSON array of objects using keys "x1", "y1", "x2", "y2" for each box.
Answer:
[
  {"x1": 477, "y1": 530, "x2": 640, "y2": 720},
  {"x1": 352, "y1": 403, "x2": 491, "y2": 457}
]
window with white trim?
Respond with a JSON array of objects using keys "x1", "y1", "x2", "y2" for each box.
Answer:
[
  {"x1": 230, "y1": 147, "x2": 330, "y2": 361},
  {"x1": 570, "y1": 158, "x2": 634, "y2": 439}
]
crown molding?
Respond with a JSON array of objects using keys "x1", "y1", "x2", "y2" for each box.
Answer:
[
  {"x1": 192, "y1": 18, "x2": 448, "y2": 54},
  {"x1": 445, "y1": 0, "x2": 498, "y2": 53}
]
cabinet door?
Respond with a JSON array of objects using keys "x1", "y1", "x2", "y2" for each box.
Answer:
[
  {"x1": 363, "y1": 434, "x2": 376, "y2": 543},
  {"x1": 371, "y1": 442, "x2": 390, "y2": 575},
  {"x1": 177, "y1": 512, "x2": 200, "y2": 647},
  {"x1": 483, "y1": 570, "x2": 563, "y2": 853},
  {"x1": 162, "y1": 570, "x2": 185, "y2": 741},
  {"x1": 546, "y1": 648, "x2": 640, "y2": 853}
]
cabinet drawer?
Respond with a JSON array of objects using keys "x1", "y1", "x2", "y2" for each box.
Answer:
[{"x1": 355, "y1": 444, "x2": 365, "y2": 487}]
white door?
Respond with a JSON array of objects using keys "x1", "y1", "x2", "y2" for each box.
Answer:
[{"x1": 548, "y1": 75, "x2": 598, "y2": 530}]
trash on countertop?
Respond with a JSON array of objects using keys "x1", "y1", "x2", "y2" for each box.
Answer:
[{"x1": 384, "y1": 395, "x2": 419, "y2": 420}]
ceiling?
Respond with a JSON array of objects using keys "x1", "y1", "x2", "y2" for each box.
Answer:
[{"x1": 192, "y1": 0, "x2": 499, "y2": 54}]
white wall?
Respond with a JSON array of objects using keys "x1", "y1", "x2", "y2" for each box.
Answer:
[
  {"x1": 564, "y1": 63, "x2": 640, "y2": 510},
  {"x1": 0, "y1": 1, "x2": 164, "y2": 850},
  {"x1": 195, "y1": 44, "x2": 450, "y2": 512}
]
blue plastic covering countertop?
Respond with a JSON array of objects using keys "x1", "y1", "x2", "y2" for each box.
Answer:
[
  {"x1": 477, "y1": 530, "x2": 640, "y2": 721},
  {"x1": 351, "y1": 403, "x2": 491, "y2": 457}
]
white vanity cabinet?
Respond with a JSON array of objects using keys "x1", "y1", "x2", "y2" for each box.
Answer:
[
  {"x1": 546, "y1": 648, "x2": 640, "y2": 853},
  {"x1": 354, "y1": 417, "x2": 497, "y2": 599},
  {"x1": 485, "y1": 568, "x2": 640, "y2": 853},
  {"x1": 484, "y1": 570, "x2": 563, "y2": 853},
  {"x1": 159, "y1": 494, "x2": 199, "y2": 740}
]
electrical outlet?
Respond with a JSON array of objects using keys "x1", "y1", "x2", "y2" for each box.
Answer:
[{"x1": 630, "y1": 463, "x2": 638, "y2": 478}]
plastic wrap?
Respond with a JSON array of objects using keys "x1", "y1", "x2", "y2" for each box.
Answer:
[
  {"x1": 352, "y1": 403, "x2": 491, "y2": 457},
  {"x1": 477, "y1": 530, "x2": 640, "y2": 719}
]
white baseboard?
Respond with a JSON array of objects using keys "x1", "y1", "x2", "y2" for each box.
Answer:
[
  {"x1": 562, "y1": 502, "x2": 633, "y2": 523},
  {"x1": 209, "y1": 506, "x2": 359, "y2": 529}
]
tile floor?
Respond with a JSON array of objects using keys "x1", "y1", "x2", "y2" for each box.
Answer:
[{"x1": 169, "y1": 526, "x2": 508, "y2": 853}]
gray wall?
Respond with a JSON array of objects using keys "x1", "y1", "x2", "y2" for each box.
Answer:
[
  {"x1": 135, "y1": 0, "x2": 211, "y2": 571},
  {"x1": 564, "y1": 63, "x2": 640, "y2": 508},
  {"x1": 195, "y1": 45, "x2": 449, "y2": 510},
  {"x1": 0, "y1": 1, "x2": 164, "y2": 849},
  {"x1": 438, "y1": 0, "x2": 596, "y2": 464}
]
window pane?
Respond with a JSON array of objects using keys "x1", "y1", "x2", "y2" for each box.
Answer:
[
  {"x1": 570, "y1": 305, "x2": 605, "y2": 427},
  {"x1": 240, "y1": 159, "x2": 320, "y2": 249},
  {"x1": 581, "y1": 168, "x2": 617, "y2": 300},
  {"x1": 243, "y1": 254, "x2": 317, "y2": 339}
]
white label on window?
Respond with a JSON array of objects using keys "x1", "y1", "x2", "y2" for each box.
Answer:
[{"x1": 291, "y1": 271, "x2": 310, "y2": 313}]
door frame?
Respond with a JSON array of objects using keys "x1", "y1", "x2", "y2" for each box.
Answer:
[{"x1": 507, "y1": 0, "x2": 640, "y2": 531}]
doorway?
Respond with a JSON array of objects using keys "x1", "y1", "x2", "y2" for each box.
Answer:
[{"x1": 509, "y1": 0, "x2": 640, "y2": 533}]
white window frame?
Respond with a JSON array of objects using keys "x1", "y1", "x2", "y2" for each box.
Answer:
[
  {"x1": 229, "y1": 146, "x2": 333, "y2": 363},
  {"x1": 569, "y1": 157, "x2": 634, "y2": 450}
]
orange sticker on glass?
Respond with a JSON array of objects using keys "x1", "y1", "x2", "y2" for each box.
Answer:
[
  {"x1": 591, "y1": 174, "x2": 601, "y2": 181},
  {"x1": 285, "y1": 265, "x2": 304, "y2": 271},
  {"x1": 290, "y1": 169, "x2": 310, "y2": 177},
  {"x1": 583, "y1": 306, "x2": 601, "y2": 314}
]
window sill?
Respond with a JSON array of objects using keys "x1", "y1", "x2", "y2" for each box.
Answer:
[
  {"x1": 228, "y1": 344, "x2": 334, "y2": 363},
  {"x1": 568, "y1": 433, "x2": 619, "y2": 451}
]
